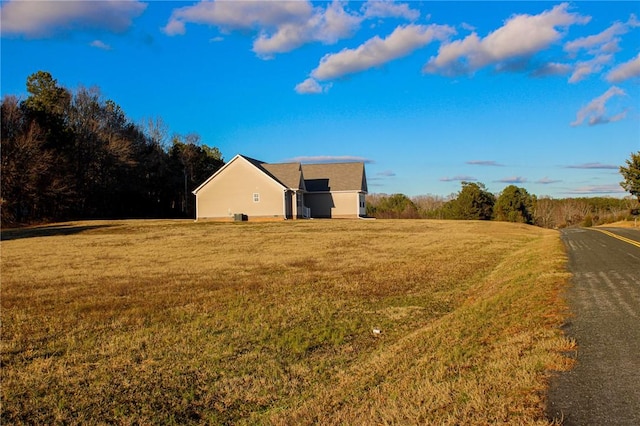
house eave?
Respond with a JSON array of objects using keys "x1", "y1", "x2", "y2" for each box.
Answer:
[
  {"x1": 192, "y1": 154, "x2": 243, "y2": 195},
  {"x1": 305, "y1": 190, "x2": 367, "y2": 194},
  {"x1": 193, "y1": 154, "x2": 288, "y2": 195}
]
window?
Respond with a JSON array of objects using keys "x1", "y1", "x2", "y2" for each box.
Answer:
[{"x1": 253, "y1": 193, "x2": 260, "y2": 203}]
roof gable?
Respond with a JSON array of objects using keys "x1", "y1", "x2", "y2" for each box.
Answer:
[{"x1": 193, "y1": 154, "x2": 287, "y2": 194}]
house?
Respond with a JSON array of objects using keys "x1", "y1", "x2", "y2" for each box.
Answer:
[{"x1": 192, "y1": 154, "x2": 368, "y2": 220}]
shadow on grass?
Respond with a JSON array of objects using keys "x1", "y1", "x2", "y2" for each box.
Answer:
[{"x1": 0, "y1": 224, "x2": 113, "y2": 241}]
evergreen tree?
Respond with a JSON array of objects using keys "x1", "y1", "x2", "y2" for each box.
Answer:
[
  {"x1": 368, "y1": 193, "x2": 419, "y2": 218},
  {"x1": 620, "y1": 151, "x2": 640, "y2": 202},
  {"x1": 494, "y1": 185, "x2": 535, "y2": 224},
  {"x1": 168, "y1": 135, "x2": 224, "y2": 217},
  {"x1": 447, "y1": 182, "x2": 495, "y2": 220}
]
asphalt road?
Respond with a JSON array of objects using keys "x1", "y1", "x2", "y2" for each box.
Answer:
[{"x1": 547, "y1": 227, "x2": 640, "y2": 425}]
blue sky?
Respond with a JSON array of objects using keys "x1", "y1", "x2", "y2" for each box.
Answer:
[{"x1": 2, "y1": 1, "x2": 639, "y2": 198}]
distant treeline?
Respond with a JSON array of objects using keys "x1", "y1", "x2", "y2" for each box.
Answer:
[
  {"x1": 3, "y1": 71, "x2": 637, "y2": 229},
  {"x1": 1, "y1": 71, "x2": 224, "y2": 226},
  {"x1": 367, "y1": 182, "x2": 639, "y2": 228}
]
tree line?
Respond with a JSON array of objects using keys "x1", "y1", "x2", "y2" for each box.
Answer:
[
  {"x1": 1, "y1": 71, "x2": 224, "y2": 226},
  {"x1": 3, "y1": 72, "x2": 638, "y2": 229},
  {"x1": 367, "y1": 180, "x2": 639, "y2": 229}
]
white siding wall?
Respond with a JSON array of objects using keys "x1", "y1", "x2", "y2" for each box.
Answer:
[
  {"x1": 332, "y1": 192, "x2": 359, "y2": 217},
  {"x1": 196, "y1": 159, "x2": 284, "y2": 219},
  {"x1": 305, "y1": 192, "x2": 360, "y2": 218}
]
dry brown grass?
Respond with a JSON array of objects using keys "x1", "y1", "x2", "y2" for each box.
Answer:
[
  {"x1": 597, "y1": 220, "x2": 639, "y2": 228},
  {"x1": 1, "y1": 219, "x2": 573, "y2": 424}
]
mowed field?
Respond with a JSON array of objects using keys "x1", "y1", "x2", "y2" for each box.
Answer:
[{"x1": 1, "y1": 220, "x2": 574, "y2": 425}]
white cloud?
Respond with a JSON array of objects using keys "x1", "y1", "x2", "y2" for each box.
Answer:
[
  {"x1": 460, "y1": 22, "x2": 476, "y2": 32},
  {"x1": 163, "y1": 0, "x2": 424, "y2": 59},
  {"x1": 564, "y1": 15, "x2": 639, "y2": 84},
  {"x1": 536, "y1": 177, "x2": 562, "y2": 184},
  {"x1": 0, "y1": 0, "x2": 147, "y2": 38},
  {"x1": 466, "y1": 160, "x2": 504, "y2": 167},
  {"x1": 424, "y1": 3, "x2": 590, "y2": 76},
  {"x1": 90, "y1": 40, "x2": 112, "y2": 51},
  {"x1": 571, "y1": 86, "x2": 627, "y2": 127},
  {"x1": 162, "y1": 18, "x2": 186, "y2": 36},
  {"x1": 286, "y1": 155, "x2": 374, "y2": 164},
  {"x1": 531, "y1": 62, "x2": 572, "y2": 77},
  {"x1": 607, "y1": 53, "x2": 640, "y2": 83},
  {"x1": 568, "y1": 54, "x2": 613, "y2": 83},
  {"x1": 568, "y1": 64, "x2": 593, "y2": 83},
  {"x1": 440, "y1": 175, "x2": 477, "y2": 182},
  {"x1": 361, "y1": 0, "x2": 419, "y2": 21},
  {"x1": 564, "y1": 21, "x2": 627, "y2": 54},
  {"x1": 565, "y1": 162, "x2": 619, "y2": 170},
  {"x1": 163, "y1": 0, "x2": 313, "y2": 35},
  {"x1": 496, "y1": 176, "x2": 528, "y2": 184},
  {"x1": 163, "y1": 0, "x2": 361, "y2": 58},
  {"x1": 311, "y1": 24, "x2": 455, "y2": 80},
  {"x1": 294, "y1": 78, "x2": 331, "y2": 95},
  {"x1": 565, "y1": 185, "x2": 625, "y2": 195},
  {"x1": 317, "y1": 1, "x2": 362, "y2": 43},
  {"x1": 252, "y1": 22, "x2": 316, "y2": 58},
  {"x1": 253, "y1": 1, "x2": 361, "y2": 58},
  {"x1": 564, "y1": 14, "x2": 639, "y2": 56}
]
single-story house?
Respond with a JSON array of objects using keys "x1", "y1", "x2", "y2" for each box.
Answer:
[{"x1": 192, "y1": 154, "x2": 368, "y2": 220}]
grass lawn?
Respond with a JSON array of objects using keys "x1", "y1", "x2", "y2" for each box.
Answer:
[{"x1": 1, "y1": 219, "x2": 573, "y2": 424}]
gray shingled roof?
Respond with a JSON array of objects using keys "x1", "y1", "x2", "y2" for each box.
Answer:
[
  {"x1": 302, "y1": 163, "x2": 367, "y2": 192},
  {"x1": 238, "y1": 154, "x2": 367, "y2": 193},
  {"x1": 262, "y1": 163, "x2": 305, "y2": 190}
]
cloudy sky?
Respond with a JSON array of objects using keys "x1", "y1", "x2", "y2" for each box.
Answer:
[{"x1": 2, "y1": 1, "x2": 639, "y2": 197}]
